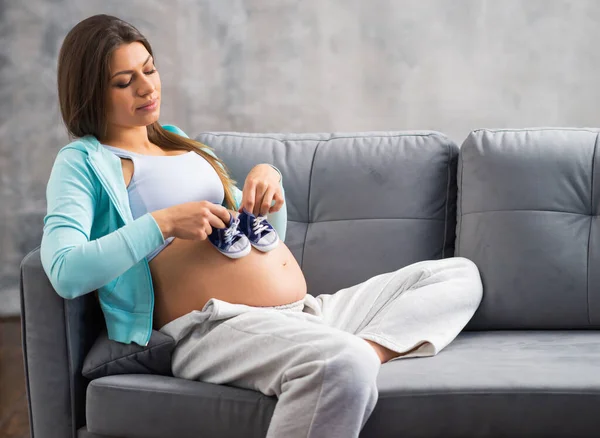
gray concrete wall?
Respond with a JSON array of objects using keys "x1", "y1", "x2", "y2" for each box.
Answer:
[{"x1": 1, "y1": 0, "x2": 599, "y2": 315}]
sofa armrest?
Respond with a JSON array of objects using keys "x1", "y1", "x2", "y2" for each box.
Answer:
[{"x1": 20, "y1": 247, "x2": 103, "y2": 438}]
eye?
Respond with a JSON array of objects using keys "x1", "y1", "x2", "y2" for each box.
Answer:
[{"x1": 114, "y1": 69, "x2": 157, "y2": 89}]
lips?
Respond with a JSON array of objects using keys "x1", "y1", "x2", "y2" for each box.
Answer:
[{"x1": 137, "y1": 98, "x2": 158, "y2": 110}]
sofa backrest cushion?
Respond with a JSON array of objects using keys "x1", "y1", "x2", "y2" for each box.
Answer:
[
  {"x1": 456, "y1": 128, "x2": 600, "y2": 329},
  {"x1": 197, "y1": 131, "x2": 459, "y2": 296}
]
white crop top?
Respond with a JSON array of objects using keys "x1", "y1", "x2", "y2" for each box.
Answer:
[{"x1": 101, "y1": 144, "x2": 225, "y2": 261}]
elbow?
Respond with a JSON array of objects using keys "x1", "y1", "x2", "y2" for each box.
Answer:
[
  {"x1": 54, "y1": 280, "x2": 79, "y2": 300},
  {"x1": 41, "y1": 250, "x2": 85, "y2": 300},
  {"x1": 52, "y1": 266, "x2": 97, "y2": 300},
  {"x1": 48, "y1": 272, "x2": 81, "y2": 300}
]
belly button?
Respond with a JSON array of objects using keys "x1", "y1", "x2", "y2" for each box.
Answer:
[{"x1": 283, "y1": 261, "x2": 287, "y2": 266}]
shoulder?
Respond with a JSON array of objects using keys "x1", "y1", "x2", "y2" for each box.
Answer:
[
  {"x1": 50, "y1": 138, "x2": 98, "y2": 181},
  {"x1": 162, "y1": 124, "x2": 189, "y2": 139},
  {"x1": 54, "y1": 138, "x2": 93, "y2": 163},
  {"x1": 56, "y1": 133, "x2": 103, "y2": 156}
]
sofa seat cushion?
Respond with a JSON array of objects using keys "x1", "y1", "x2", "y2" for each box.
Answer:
[
  {"x1": 363, "y1": 331, "x2": 600, "y2": 438},
  {"x1": 86, "y1": 331, "x2": 600, "y2": 438},
  {"x1": 86, "y1": 374, "x2": 277, "y2": 438}
]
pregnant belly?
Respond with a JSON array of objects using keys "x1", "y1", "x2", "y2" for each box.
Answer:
[{"x1": 150, "y1": 237, "x2": 308, "y2": 330}]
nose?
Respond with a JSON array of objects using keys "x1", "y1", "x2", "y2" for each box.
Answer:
[{"x1": 137, "y1": 74, "x2": 155, "y2": 97}]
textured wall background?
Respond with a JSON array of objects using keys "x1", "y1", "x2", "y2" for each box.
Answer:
[{"x1": 1, "y1": 0, "x2": 599, "y2": 315}]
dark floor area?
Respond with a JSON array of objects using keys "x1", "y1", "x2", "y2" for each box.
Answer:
[{"x1": 0, "y1": 316, "x2": 30, "y2": 437}]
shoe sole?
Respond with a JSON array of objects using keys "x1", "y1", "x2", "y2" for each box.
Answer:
[
  {"x1": 217, "y1": 242, "x2": 252, "y2": 259},
  {"x1": 250, "y1": 235, "x2": 280, "y2": 252}
]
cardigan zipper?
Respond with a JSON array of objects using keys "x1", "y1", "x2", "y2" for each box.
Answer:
[{"x1": 86, "y1": 155, "x2": 154, "y2": 346}]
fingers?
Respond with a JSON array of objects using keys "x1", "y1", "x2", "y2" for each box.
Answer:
[
  {"x1": 207, "y1": 214, "x2": 227, "y2": 230},
  {"x1": 240, "y1": 178, "x2": 284, "y2": 216},
  {"x1": 241, "y1": 180, "x2": 269, "y2": 216},
  {"x1": 250, "y1": 181, "x2": 271, "y2": 216},
  {"x1": 258, "y1": 186, "x2": 277, "y2": 216},
  {"x1": 268, "y1": 190, "x2": 284, "y2": 214},
  {"x1": 239, "y1": 182, "x2": 255, "y2": 212},
  {"x1": 206, "y1": 203, "x2": 231, "y2": 226},
  {"x1": 197, "y1": 229, "x2": 208, "y2": 240}
]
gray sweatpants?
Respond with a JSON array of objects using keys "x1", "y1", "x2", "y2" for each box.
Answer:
[{"x1": 159, "y1": 256, "x2": 483, "y2": 438}]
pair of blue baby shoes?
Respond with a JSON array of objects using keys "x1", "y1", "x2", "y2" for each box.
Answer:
[{"x1": 208, "y1": 209, "x2": 279, "y2": 259}]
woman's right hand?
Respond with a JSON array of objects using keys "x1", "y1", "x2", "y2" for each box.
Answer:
[{"x1": 151, "y1": 201, "x2": 232, "y2": 240}]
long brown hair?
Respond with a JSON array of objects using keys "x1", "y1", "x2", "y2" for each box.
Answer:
[{"x1": 57, "y1": 14, "x2": 238, "y2": 210}]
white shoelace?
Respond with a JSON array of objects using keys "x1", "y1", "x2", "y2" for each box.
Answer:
[
  {"x1": 223, "y1": 218, "x2": 240, "y2": 244},
  {"x1": 253, "y1": 216, "x2": 270, "y2": 235}
]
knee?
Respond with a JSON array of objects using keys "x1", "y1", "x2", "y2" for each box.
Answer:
[
  {"x1": 326, "y1": 337, "x2": 380, "y2": 394},
  {"x1": 453, "y1": 257, "x2": 483, "y2": 301},
  {"x1": 419, "y1": 257, "x2": 483, "y2": 302},
  {"x1": 454, "y1": 256, "x2": 479, "y2": 274},
  {"x1": 455, "y1": 256, "x2": 481, "y2": 277},
  {"x1": 404, "y1": 257, "x2": 479, "y2": 284},
  {"x1": 435, "y1": 257, "x2": 481, "y2": 282}
]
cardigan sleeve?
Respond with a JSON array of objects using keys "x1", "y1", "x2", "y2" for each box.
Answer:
[{"x1": 40, "y1": 148, "x2": 165, "y2": 300}]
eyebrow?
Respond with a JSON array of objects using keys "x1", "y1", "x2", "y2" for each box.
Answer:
[{"x1": 110, "y1": 55, "x2": 153, "y2": 79}]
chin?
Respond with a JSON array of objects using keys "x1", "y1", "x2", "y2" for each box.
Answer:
[{"x1": 138, "y1": 111, "x2": 160, "y2": 125}]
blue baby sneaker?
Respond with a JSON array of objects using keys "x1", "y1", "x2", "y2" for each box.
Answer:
[
  {"x1": 238, "y1": 209, "x2": 280, "y2": 252},
  {"x1": 207, "y1": 212, "x2": 251, "y2": 259}
]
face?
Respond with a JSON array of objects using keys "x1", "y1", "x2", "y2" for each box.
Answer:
[{"x1": 105, "y1": 42, "x2": 161, "y2": 130}]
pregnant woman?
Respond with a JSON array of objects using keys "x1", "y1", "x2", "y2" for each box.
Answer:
[{"x1": 41, "y1": 14, "x2": 483, "y2": 438}]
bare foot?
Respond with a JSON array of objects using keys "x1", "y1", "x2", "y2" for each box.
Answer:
[
  {"x1": 364, "y1": 339, "x2": 428, "y2": 363},
  {"x1": 364, "y1": 339, "x2": 398, "y2": 363}
]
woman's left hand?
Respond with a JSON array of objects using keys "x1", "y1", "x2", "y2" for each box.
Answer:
[{"x1": 239, "y1": 164, "x2": 284, "y2": 216}]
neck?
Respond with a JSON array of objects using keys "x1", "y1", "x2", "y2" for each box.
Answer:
[{"x1": 99, "y1": 125, "x2": 154, "y2": 152}]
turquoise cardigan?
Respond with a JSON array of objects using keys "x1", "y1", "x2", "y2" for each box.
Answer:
[{"x1": 40, "y1": 125, "x2": 287, "y2": 346}]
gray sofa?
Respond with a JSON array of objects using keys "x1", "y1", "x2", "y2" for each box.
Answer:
[{"x1": 20, "y1": 128, "x2": 600, "y2": 437}]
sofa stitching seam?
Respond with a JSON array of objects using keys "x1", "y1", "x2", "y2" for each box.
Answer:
[
  {"x1": 457, "y1": 137, "x2": 466, "y2": 255},
  {"x1": 302, "y1": 217, "x2": 445, "y2": 224},
  {"x1": 462, "y1": 208, "x2": 594, "y2": 217},
  {"x1": 90, "y1": 381, "x2": 600, "y2": 398},
  {"x1": 19, "y1": 253, "x2": 36, "y2": 438},
  {"x1": 377, "y1": 390, "x2": 600, "y2": 398},
  {"x1": 442, "y1": 141, "x2": 451, "y2": 258},
  {"x1": 587, "y1": 133, "x2": 598, "y2": 325},
  {"x1": 302, "y1": 141, "x2": 320, "y2": 269},
  {"x1": 471, "y1": 128, "x2": 600, "y2": 134},
  {"x1": 89, "y1": 382, "x2": 274, "y2": 400}
]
